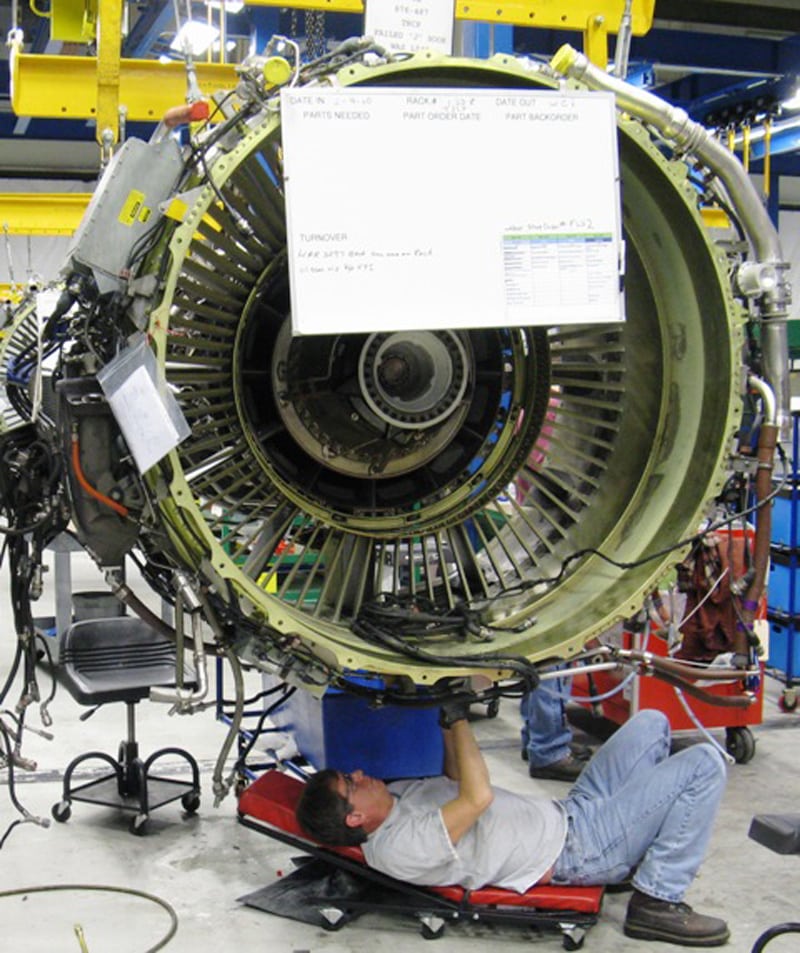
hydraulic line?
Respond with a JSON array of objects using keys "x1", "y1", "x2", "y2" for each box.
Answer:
[
  {"x1": 71, "y1": 437, "x2": 129, "y2": 518},
  {"x1": 549, "y1": 44, "x2": 791, "y2": 435},
  {"x1": 738, "y1": 375, "x2": 779, "y2": 659}
]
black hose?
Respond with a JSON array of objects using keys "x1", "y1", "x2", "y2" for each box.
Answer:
[{"x1": 750, "y1": 923, "x2": 800, "y2": 952}]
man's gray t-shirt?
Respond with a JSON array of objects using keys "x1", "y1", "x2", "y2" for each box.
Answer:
[{"x1": 362, "y1": 777, "x2": 567, "y2": 892}]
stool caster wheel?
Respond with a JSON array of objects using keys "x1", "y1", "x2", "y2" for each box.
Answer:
[
  {"x1": 130, "y1": 813, "x2": 149, "y2": 835},
  {"x1": 181, "y1": 791, "x2": 201, "y2": 814},
  {"x1": 51, "y1": 801, "x2": 71, "y2": 823}
]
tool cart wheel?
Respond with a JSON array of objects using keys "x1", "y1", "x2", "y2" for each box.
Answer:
[
  {"x1": 778, "y1": 689, "x2": 798, "y2": 713},
  {"x1": 725, "y1": 726, "x2": 756, "y2": 764}
]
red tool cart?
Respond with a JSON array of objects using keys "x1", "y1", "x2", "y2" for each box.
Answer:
[{"x1": 572, "y1": 525, "x2": 765, "y2": 764}]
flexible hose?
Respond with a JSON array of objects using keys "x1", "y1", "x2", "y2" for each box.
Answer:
[
  {"x1": 0, "y1": 884, "x2": 178, "y2": 951},
  {"x1": 71, "y1": 438, "x2": 129, "y2": 518},
  {"x1": 751, "y1": 923, "x2": 800, "y2": 952}
]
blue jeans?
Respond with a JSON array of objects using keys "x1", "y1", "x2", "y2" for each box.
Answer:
[
  {"x1": 551, "y1": 709, "x2": 727, "y2": 903},
  {"x1": 520, "y1": 677, "x2": 571, "y2": 768}
]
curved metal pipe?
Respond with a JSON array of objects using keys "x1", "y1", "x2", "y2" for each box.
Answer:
[
  {"x1": 739, "y1": 375, "x2": 779, "y2": 656},
  {"x1": 549, "y1": 45, "x2": 791, "y2": 433}
]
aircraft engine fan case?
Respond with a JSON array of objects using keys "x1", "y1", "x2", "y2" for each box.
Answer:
[{"x1": 145, "y1": 54, "x2": 744, "y2": 684}]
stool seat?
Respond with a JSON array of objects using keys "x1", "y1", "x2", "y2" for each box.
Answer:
[
  {"x1": 60, "y1": 616, "x2": 193, "y2": 705},
  {"x1": 749, "y1": 814, "x2": 800, "y2": 855}
]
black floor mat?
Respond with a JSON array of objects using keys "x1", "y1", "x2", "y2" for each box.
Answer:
[{"x1": 238, "y1": 859, "x2": 377, "y2": 928}]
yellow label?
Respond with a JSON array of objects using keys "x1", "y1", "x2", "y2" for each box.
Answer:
[
  {"x1": 165, "y1": 198, "x2": 188, "y2": 222},
  {"x1": 118, "y1": 189, "x2": 146, "y2": 227}
]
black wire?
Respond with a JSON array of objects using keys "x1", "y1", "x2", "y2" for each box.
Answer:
[
  {"x1": 234, "y1": 686, "x2": 297, "y2": 772},
  {"x1": 352, "y1": 600, "x2": 540, "y2": 690},
  {"x1": 501, "y1": 441, "x2": 789, "y2": 602},
  {"x1": 0, "y1": 722, "x2": 31, "y2": 848},
  {"x1": 0, "y1": 642, "x2": 22, "y2": 708},
  {"x1": 217, "y1": 682, "x2": 290, "y2": 709},
  {"x1": 33, "y1": 633, "x2": 57, "y2": 706}
]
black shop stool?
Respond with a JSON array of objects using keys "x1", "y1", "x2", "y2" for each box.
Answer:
[
  {"x1": 747, "y1": 814, "x2": 800, "y2": 951},
  {"x1": 51, "y1": 616, "x2": 201, "y2": 835}
]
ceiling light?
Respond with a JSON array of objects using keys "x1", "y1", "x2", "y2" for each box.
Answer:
[
  {"x1": 783, "y1": 93, "x2": 800, "y2": 111},
  {"x1": 170, "y1": 21, "x2": 220, "y2": 56},
  {"x1": 207, "y1": 0, "x2": 245, "y2": 11},
  {"x1": 211, "y1": 39, "x2": 238, "y2": 53},
  {"x1": 783, "y1": 84, "x2": 800, "y2": 111}
]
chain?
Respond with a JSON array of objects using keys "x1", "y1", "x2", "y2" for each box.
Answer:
[{"x1": 305, "y1": 11, "x2": 326, "y2": 60}]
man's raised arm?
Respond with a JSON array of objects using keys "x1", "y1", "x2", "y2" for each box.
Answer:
[{"x1": 439, "y1": 706, "x2": 494, "y2": 845}]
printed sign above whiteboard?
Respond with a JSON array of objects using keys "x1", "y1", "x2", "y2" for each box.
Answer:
[
  {"x1": 281, "y1": 86, "x2": 625, "y2": 336},
  {"x1": 364, "y1": 0, "x2": 455, "y2": 54}
]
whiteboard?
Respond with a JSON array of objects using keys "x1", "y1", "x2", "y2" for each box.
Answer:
[{"x1": 280, "y1": 87, "x2": 624, "y2": 336}]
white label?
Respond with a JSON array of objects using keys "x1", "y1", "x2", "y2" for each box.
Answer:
[{"x1": 364, "y1": 0, "x2": 455, "y2": 54}]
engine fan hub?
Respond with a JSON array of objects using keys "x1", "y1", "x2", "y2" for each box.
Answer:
[{"x1": 359, "y1": 330, "x2": 469, "y2": 430}]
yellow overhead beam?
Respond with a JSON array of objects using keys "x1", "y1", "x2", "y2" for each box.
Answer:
[
  {"x1": 11, "y1": 53, "x2": 239, "y2": 122},
  {"x1": 96, "y1": 0, "x2": 123, "y2": 147},
  {"x1": 455, "y1": 1, "x2": 654, "y2": 32},
  {"x1": 246, "y1": 0, "x2": 364, "y2": 9},
  {"x1": 50, "y1": 0, "x2": 98, "y2": 42},
  {"x1": 0, "y1": 194, "x2": 92, "y2": 235},
  {"x1": 245, "y1": 0, "x2": 654, "y2": 33}
]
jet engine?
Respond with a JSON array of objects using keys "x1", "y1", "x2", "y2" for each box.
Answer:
[{"x1": 3, "y1": 43, "x2": 788, "y2": 705}]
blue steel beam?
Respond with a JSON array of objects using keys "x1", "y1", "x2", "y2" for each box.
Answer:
[{"x1": 123, "y1": 1, "x2": 175, "y2": 58}]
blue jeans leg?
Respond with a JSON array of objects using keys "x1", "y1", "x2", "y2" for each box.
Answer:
[
  {"x1": 520, "y1": 678, "x2": 571, "y2": 768},
  {"x1": 552, "y1": 710, "x2": 727, "y2": 902}
]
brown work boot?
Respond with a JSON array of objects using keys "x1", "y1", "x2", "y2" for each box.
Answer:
[
  {"x1": 528, "y1": 753, "x2": 585, "y2": 782},
  {"x1": 624, "y1": 890, "x2": 730, "y2": 946}
]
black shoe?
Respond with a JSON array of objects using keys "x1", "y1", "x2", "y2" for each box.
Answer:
[
  {"x1": 624, "y1": 890, "x2": 730, "y2": 947},
  {"x1": 569, "y1": 742, "x2": 596, "y2": 761},
  {"x1": 523, "y1": 743, "x2": 595, "y2": 763},
  {"x1": 528, "y1": 753, "x2": 585, "y2": 782}
]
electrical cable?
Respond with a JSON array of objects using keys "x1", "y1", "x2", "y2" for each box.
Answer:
[
  {"x1": 0, "y1": 884, "x2": 179, "y2": 951},
  {"x1": 0, "y1": 642, "x2": 22, "y2": 707},
  {"x1": 217, "y1": 682, "x2": 291, "y2": 709},
  {"x1": 70, "y1": 437, "x2": 129, "y2": 518},
  {"x1": 233, "y1": 685, "x2": 296, "y2": 773},
  {"x1": 0, "y1": 721, "x2": 46, "y2": 848}
]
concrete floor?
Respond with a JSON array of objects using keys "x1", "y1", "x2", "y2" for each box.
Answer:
[{"x1": 1, "y1": 551, "x2": 799, "y2": 953}]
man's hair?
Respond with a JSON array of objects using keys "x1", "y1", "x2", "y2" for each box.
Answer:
[{"x1": 296, "y1": 769, "x2": 368, "y2": 846}]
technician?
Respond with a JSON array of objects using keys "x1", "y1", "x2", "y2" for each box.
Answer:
[{"x1": 297, "y1": 706, "x2": 730, "y2": 947}]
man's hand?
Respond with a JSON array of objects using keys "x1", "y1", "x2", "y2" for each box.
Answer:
[{"x1": 438, "y1": 693, "x2": 472, "y2": 730}]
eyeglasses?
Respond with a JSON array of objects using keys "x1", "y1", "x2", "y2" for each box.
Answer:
[{"x1": 341, "y1": 772, "x2": 356, "y2": 800}]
